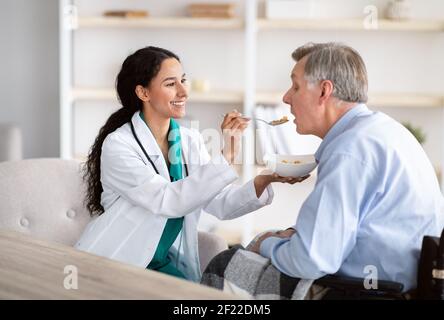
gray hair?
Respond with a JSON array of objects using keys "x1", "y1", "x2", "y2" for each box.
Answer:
[{"x1": 292, "y1": 42, "x2": 368, "y2": 103}]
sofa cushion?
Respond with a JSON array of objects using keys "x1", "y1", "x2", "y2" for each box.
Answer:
[{"x1": 0, "y1": 158, "x2": 91, "y2": 245}]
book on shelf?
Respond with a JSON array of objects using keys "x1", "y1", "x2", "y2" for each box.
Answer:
[
  {"x1": 103, "y1": 10, "x2": 149, "y2": 18},
  {"x1": 188, "y1": 3, "x2": 235, "y2": 18}
]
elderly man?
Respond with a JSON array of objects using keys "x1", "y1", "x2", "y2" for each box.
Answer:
[{"x1": 201, "y1": 42, "x2": 444, "y2": 299}]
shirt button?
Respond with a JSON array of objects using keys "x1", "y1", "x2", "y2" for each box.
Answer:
[
  {"x1": 67, "y1": 209, "x2": 76, "y2": 219},
  {"x1": 20, "y1": 218, "x2": 29, "y2": 227}
]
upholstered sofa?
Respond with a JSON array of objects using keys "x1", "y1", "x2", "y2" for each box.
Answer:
[{"x1": 0, "y1": 158, "x2": 227, "y2": 273}]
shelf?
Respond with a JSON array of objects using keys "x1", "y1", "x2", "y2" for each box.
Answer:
[
  {"x1": 188, "y1": 91, "x2": 243, "y2": 104},
  {"x1": 77, "y1": 17, "x2": 444, "y2": 32},
  {"x1": 258, "y1": 18, "x2": 444, "y2": 32},
  {"x1": 368, "y1": 93, "x2": 444, "y2": 108},
  {"x1": 77, "y1": 16, "x2": 244, "y2": 29},
  {"x1": 257, "y1": 91, "x2": 444, "y2": 108},
  {"x1": 71, "y1": 88, "x2": 116, "y2": 101},
  {"x1": 256, "y1": 91, "x2": 285, "y2": 105},
  {"x1": 71, "y1": 88, "x2": 243, "y2": 104},
  {"x1": 72, "y1": 88, "x2": 444, "y2": 108}
]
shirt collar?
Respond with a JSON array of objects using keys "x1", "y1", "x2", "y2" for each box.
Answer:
[{"x1": 314, "y1": 103, "x2": 369, "y2": 162}]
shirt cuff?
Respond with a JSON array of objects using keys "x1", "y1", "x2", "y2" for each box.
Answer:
[{"x1": 259, "y1": 236, "x2": 286, "y2": 258}]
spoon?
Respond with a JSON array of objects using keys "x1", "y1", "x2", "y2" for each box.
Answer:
[
  {"x1": 255, "y1": 116, "x2": 289, "y2": 126},
  {"x1": 221, "y1": 114, "x2": 289, "y2": 126}
]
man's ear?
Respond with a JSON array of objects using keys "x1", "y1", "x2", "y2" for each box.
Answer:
[
  {"x1": 135, "y1": 85, "x2": 150, "y2": 102},
  {"x1": 319, "y1": 80, "x2": 334, "y2": 103}
]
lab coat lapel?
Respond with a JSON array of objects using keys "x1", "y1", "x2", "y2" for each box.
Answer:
[{"x1": 130, "y1": 112, "x2": 170, "y2": 180}]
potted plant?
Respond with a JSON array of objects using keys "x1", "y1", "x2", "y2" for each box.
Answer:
[
  {"x1": 402, "y1": 122, "x2": 426, "y2": 145},
  {"x1": 402, "y1": 122, "x2": 441, "y2": 182}
]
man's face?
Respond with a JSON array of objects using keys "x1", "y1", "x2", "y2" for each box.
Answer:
[{"x1": 282, "y1": 58, "x2": 323, "y2": 136}]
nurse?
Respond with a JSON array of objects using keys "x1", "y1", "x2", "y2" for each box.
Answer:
[{"x1": 75, "y1": 46, "x2": 307, "y2": 282}]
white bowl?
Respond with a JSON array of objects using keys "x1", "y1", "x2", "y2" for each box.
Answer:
[{"x1": 265, "y1": 154, "x2": 317, "y2": 177}]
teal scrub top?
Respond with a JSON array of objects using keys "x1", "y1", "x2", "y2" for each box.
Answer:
[{"x1": 140, "y1": 112, "x2": 185, "y2": 279}]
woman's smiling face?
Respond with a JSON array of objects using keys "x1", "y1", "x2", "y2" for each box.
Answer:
[{"x1": 145, "y1": 58, "x2": 189, "y2": 119}]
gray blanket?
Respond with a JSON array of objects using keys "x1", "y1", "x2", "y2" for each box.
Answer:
[{"x1": 200, "y1": 245, "x2": 328, "y2": 300}]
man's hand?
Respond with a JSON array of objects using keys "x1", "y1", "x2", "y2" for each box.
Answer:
[
  {"x1": 253, "y1": 170, "x2": 310, "y2": 198},
  {"x1": 249, "y1": 228, "x2": 296, "y2": 254}
]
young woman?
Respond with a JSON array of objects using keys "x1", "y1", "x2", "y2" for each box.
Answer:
[{"x1": 75, "y1": 46, "x2": 306, "y2": 282}]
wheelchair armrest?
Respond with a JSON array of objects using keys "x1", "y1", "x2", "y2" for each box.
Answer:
[{"x1": 314, "y1": 275, "x2": 404, "y2": 299}]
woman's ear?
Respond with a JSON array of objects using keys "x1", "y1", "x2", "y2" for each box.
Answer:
[{"x1": 135, "y1": 85, "x2": 150, "y2": 102}]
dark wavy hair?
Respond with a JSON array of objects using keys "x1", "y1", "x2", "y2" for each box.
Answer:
[{"x1": 84, "y1": 46, "x2": 180, "y2": 216}]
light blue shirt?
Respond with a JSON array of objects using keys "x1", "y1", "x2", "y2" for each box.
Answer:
[{"x1": 260, "y1": 104, "x2": 444, "y2": 291}]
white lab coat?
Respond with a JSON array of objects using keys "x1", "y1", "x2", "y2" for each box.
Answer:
[{"x1": 75, "y1": 111, "x2": 274, "y2": 281}]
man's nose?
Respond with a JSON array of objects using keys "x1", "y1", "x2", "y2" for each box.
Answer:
[{"x1": 282, "y1": 90, "x2": 290, "y2": 105}]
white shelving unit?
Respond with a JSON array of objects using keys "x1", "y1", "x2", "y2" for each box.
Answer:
[
  {"x1": 60, "y1": 0, "x2": 444, "y2": 241},
  {"x1": 258, "y1": 18, "x2": 444, "y2": 32},
  {"x1": 78, "y1": 16, "x2": 244, "y2": 29},
  {"x1": 60, "y1": 0, "x2": 74, "y2": 160}
]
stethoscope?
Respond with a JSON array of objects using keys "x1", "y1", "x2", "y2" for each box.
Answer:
[{"x1": 130, "y1": 121, "x2": 189, "y2": 178}]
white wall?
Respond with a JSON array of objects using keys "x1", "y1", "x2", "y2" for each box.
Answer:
[{"x1": 0, "y1": 0, "x2": 59, "y2": 159}]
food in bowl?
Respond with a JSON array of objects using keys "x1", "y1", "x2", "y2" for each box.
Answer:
[
  {"x1": 281, "y1": 160, "x2": 301, "y2": 164},
  {"x1": 265, "y1": 154, "x2": 317, "y2": 177}
]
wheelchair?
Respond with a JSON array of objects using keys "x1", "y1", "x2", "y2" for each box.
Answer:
[{"x1": 314, "y1": 228, "x2": 444, "y2": 300}]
